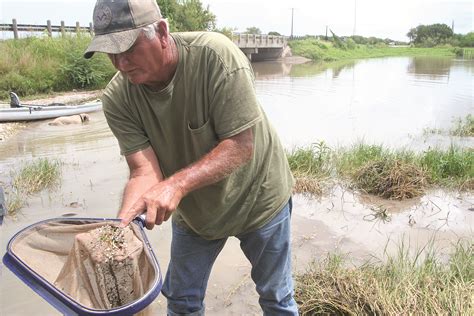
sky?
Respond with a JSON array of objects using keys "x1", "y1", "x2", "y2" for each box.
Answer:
[{"x1": 0, "y1": 0, "x2": 472, "y2": 41}]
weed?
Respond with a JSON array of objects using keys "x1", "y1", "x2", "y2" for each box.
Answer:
[{"x1": 363, "y1": 205, "x2": 392, "y2": 223}]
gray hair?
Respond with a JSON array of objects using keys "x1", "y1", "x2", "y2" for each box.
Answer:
[
  {"x1": 141, "y1": 19, "x2": 169, "y2": 40},
  {"x1": 141, "y1": 22, "x2": 159, "y2": 39}
]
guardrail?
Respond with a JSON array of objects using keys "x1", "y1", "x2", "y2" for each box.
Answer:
[
  {"x1": 232, "y1": 33, "x2": 287, "y2": 48},
  {"x1": 0, "y1": 19, "x2": 92, "y2": 39}
]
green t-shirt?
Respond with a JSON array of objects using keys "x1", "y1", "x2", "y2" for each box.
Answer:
[{"x1": 102, "y1": 32, "x2": 294, "y2": 240}]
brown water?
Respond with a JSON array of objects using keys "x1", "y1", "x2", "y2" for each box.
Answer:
[
  {"x1": 1, "y1": 56, "x2": 473, "y2": 315},
  {"x1": 253, "y1": 56, "x2": 474, "y2": 149}
]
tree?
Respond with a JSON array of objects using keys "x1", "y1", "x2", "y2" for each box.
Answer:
[
  {"x1": 174, "y1": 0, "x2": 216, "y2": 31},
  {"x1": 245, "y1": 27, "x2": 261, "y2": 35},
  {"x1": 156, "y1": 0, "x2": 216, "y2": 32},
  {"x1": 157, "y1": 0, "x2": 179, "y2": 31},
  {"x1": 407, "y1": 23, "x2": 453, "y2": 46},
  {"x1": 268, "y1": 31, "x2": 281, "y2": 36},
  {"x1": 215, "y1": 26, "x2": 237, "y2": 40}
]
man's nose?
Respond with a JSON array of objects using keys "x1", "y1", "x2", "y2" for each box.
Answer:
[{"x1": 114, "y1": 54, "x2": 130, "y2": 70}]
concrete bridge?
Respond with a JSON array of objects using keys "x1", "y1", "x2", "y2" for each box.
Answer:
[{"x1": 232, "y1": 33, "x2": 288, "y2": 61}]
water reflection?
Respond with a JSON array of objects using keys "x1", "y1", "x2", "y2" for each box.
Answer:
[
  {"x1": 252, "y1": 59, "x2": 356, "y2": 79},
  {"x1": 407, "y1": 57, "x2": 452, "y2": 82}
]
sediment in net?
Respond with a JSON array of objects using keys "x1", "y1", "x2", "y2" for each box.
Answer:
[{"x1": 54, "y1": 224, "x2": 145, "y2": 309}]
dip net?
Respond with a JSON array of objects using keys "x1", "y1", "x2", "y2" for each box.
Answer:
[{"x1": 9, "y1": 220, "x2": 157, "y2": 310}]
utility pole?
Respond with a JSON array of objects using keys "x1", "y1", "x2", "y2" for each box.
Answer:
[
  {"x1": 353, "y1": 0, "x2": 357, "y2": 36},
  {"x1": 452, "y1": 20, "x2": 454, "y2": 33},
  {"x1": 291, "y1": 8, "x2": 294, "y2": 39}
]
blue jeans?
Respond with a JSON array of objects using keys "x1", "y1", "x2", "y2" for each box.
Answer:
[{"x1": 161, "y1": 199, "x2": 298, "y2": 315}]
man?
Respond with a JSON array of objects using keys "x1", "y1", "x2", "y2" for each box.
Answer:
[{"x1": 84, "y1": 0, "x2": 298, "y2": 315}]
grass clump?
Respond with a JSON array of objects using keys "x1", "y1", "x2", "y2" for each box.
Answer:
[
  {"x1": 353, "y1": 159, "x2": 427, "y2": 199},
  {"x1": 287, "y1": 142, "x2": 332, "y2": 196},
  {"x1": 5, "y1": 192, "x2": 25, "y2": 217},
  {"x1": 451, "y1": 114, "x2": 474, "y2": 137},
  {"x1": 5, "y1": 158, "x2": 62, "y2": 217},
  {"x1": 335, "y1": 144, "x2": 426, "y2": 199},
  {"x1": 12, "y1": 158, "x2": 62, "y2": 195},
  {"x1": 295, "y1": 241, "x2": 474, "y2": 315}
]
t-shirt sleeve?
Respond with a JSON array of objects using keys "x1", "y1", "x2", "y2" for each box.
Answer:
[
  {"x1": 210, "y1": 68, "x2": 263, "y2": 139},
  {"x1": 102, "y1": 93, "x2": 150, "y2": 156}
]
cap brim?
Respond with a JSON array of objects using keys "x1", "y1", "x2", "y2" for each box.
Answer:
[{"x1": 84, "y1": 28, "x2": 142, "y2": 59}]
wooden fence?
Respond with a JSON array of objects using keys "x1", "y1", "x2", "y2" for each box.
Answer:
[{"x1": 0, "y1": 19, "x2": 92, "y2": 39}]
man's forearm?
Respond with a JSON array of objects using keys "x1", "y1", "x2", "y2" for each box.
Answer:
[
  {"x1": 167, "y1": 128, "x2": 254, "y2": 196},
  {"x1": 119, "y1": 128, "x2": 254, "y2": 228}
]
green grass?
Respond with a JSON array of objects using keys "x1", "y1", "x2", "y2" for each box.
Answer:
[
  {"x1": 289, "y1": 38, "x2": 457, "y2": 62},
  {"x1": 12, "y1": 158, "x2": 62, "y2": 194},
  {"x1": 287, "y1": 142, "x2": 333, "y2": 195},
  {"x1": 296, "y1": 240, "x2": 474, "y2": 315},
  {"x1": 287, "y1": 143, "x2": 473, "y2": 198},
  {"x1": 0, "y1": 34, "x2": 115, "y2": 99},
  {"x1": 6, "y1": 158, "x2": 62, "y2": 217},
  {"x1": 420, "y1": 146, "x2": 474, "y2": 190}
]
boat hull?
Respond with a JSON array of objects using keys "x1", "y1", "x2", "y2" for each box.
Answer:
[{"x1": 0, "y1": 102, "x2": 102, "y2": 122}]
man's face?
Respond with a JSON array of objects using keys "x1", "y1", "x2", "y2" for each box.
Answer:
[{"x1": 108, "y1": 32, "x2": 166, "y2": 87}]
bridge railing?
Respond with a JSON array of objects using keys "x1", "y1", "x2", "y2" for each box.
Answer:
[
  {"x1": 0, "y1": 19, "x2": 92, "y2": 39},
  {"x1": 232, "y1": 33, "x2": 287, "y2": 48}
]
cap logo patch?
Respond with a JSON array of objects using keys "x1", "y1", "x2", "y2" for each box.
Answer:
[{"x1": 94, "y1": 4, "x2": 112, "y2": 30}]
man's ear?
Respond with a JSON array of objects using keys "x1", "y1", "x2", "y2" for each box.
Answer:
[{"x1": 157, "y1": 20, "x2": 169, "y2": 47}]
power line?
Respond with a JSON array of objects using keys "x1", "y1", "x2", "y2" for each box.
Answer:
[
  {"x1": 353, "y1": 0, "x2": 357, "y2": 36},
  {"x1": 291, "y1": 8, "x2": 294, "y2": 38}
]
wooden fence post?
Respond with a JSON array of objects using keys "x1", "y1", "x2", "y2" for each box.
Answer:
[
  {"x1": 76, "y1": 22, "x2": 80, "y2": 34},
  {"x1": 47, "y1": 20, "x2": 52, "y2": 37},
  {"x1": 12, "y1": 18, "x2": 18, "y2": 39},
  {"x1": 60, "y1": 20, "x2": 65, "y2": 37},
  {"x1": 89, "y1": 22, "x2": 93, "y2": 35}
]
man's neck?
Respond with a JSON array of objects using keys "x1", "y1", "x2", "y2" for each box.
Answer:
[{"x1": 147, "y1": 37, "x2": 179, "y2": 92}]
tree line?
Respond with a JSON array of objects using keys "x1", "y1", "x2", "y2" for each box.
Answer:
[{"x1": 407, "y1": 24, "x2": 473, "y2": 47}]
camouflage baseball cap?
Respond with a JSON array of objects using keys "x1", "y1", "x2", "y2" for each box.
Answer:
[{"x1": 84, "y1": 0, "x2": 162, "y2": 59}]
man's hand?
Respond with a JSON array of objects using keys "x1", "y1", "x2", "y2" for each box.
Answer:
[
  {"x1": 118, "y1": 127, "x2": 253, "y2": 229},
  {"x1": 119, "y1": 179, "x2": 185, "y2": 229}
]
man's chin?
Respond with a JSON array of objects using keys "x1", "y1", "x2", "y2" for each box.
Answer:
[{"x1": 125, "y1": 74, "x2": 143, "y2": 85}]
